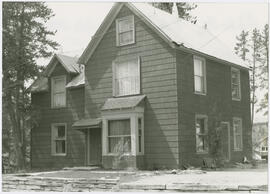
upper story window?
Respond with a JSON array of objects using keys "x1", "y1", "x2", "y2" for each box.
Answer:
[
  {"x1": 231, "y1": 68, "x2": 241, "y2": 100},
  {"x1": 194, "y1": 56, "x2": 206, "y2": 95},
  {"x1": 195, "y1": 114, "x2": 208, "y2": 153},
  {"x1": 51, "y1": 75, "x2": 66, "y2": 108},
  {"x1": 51, "y1": 123, "x2": 67, "y2": 156},
  {"x1": 116, "y1": 15, "x2": 135, "y2": 46},
  {"x1": 108, "y1": 119, "x2": 131, "y2": 154},
  {"x1": 113, "y1": 58, "x2": 140, "y2": 97},
  {"x1": 233, "y1": 117, "x2": 243, "y2": 151}
]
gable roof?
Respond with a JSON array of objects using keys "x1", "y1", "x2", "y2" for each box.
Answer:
[
  {"x1": 79, "y1": 2, "x2": 247, "y2": 69},
  {"x1": 29, "y1": 54, "x2": 85, "y2": 93},
  {"x1": 44, "y1": 54, "x2": 80, "y2": 76}
]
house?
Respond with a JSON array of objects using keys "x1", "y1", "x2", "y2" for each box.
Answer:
[
  {"x1": 30, "y1": 2, "x2": 252, "y2": 170},
  {"x1": 253, "y1": 121, "x2": 268, "y2": 160}
]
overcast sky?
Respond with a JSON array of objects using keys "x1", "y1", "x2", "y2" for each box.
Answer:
[{"x1": 40, "y1": 1, "x2": 268, "y2": 122}]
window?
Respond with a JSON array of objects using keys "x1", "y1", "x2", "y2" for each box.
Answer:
[
  {"x1": 116, "y1": 15, "x2": 135, "y2": 46},
  {"x1": 138, "y1": 118, "x2": 142, "y2": 153},
  {"x1": 108, "y1": 119, "x2": 131, "y2": 154},
  {"x1": 113, "y1": 58, "x2": 140, "y2": 96},
  {"x1": 51, "y1": 76, "x2": 66, "y2": 108},
  {"x1": 195, "y1": 115, "x2": 208, "y2": 153},
  {"x1": 194, "y1": 56, "x2": 206, "y2": 94},
  {"x1": 233, "y1": 117, "x2": 243, "y2": 151},
  {"x1": 231, "y1": 68, "x2": 241, "y2": 100},
  {"x1": 51, "y1": 124, "x2": 67, "y2": 155}
]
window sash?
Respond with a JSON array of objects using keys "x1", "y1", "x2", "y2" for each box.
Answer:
[
  {"x1": 113, "y1": 58, "x2": 140, "y2": 96},
  {"x1": 51, "y1": 76, "x2": 66, "y2": 108},
  {"x1": 116, "y1": 15, "x2": 134, "y2": 46},
  {"x1": 108, "y1": 136, "x2": 131, "y2": 153},
  {"x1": 194, "y1": 56, "x2": 206, "y2": 94},
  {"x1": 233, "y1": 118, "x2": 242, "y2": 150},
  {"x1": 51, "y1": 124, "x2": 66, "y2": 155},
  {"x1": 231, "y1": 69, "x2": 241, "y2": 99},
  {"x1": 195, "y1": 115, "x2": 208, "y2": 153}
]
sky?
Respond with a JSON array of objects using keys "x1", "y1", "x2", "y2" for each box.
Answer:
[{"x1": 40, "y1": 1, "x2": 268, "y2": 122}]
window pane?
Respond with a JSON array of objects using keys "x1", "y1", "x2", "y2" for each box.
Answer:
[
  {"x1": 54, "y1": 93, "x2": 65, "y2": 107},
  {"x1": 194, "y1": 59, "x2": 203, "y2": 76},
  {"x1": 108, "y1": 136, "x2": 131, "y2": 153},
  {"x1": 235, "y1": 135, "x2": 242, "y2": 149},
  {"x1": 57, "y1": 126, "x2": 65, "y2": 138},
  {"x1": 195, "y1": 76, "x2": 204, "y2": 92},
  {"x1": 232, "y1": 85, "x2": 239, "y2": 98},
  {"x1": 54, "y1": 78, "x2": 65, "y2": 92},
  {"x1": 55, "y1": 140, "x2": 65, "y2": 153},
  {"x1": 231, "y1": 71, "x2": 239, "y2": 84},
  {"x1": 108, "y1": 119, "x2": 130, "y2": 136},
  {"x1": 196, "y1": 135, "x2": 206, "y2": 152},
  {"x1": 118, "y1": 19, "x2": 133, "y2": 33},
  {"x1": 119, "y1": 31, "x2": 133, "y2": 45}
]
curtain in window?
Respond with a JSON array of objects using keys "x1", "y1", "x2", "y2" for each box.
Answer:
[
  {"x1": 115, "y1": 59, "x2": 139, "y2": 96},
  {"x1": 108, "y1": 119, "x2": 131, "y2": 153},
  {"x1": 52, "y1": 77, "x2": 66, "y2": 107}
]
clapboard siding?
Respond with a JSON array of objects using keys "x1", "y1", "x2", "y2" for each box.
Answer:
[
  {"x1": 31, "y1": 62, "x2": 86, "y2": 169},
  {"x1": 176, "y1": 50, "x2": 252, "y2": 167},
  {"x1": 84, "y1": 5, "x2": 179, "y2": 168}
]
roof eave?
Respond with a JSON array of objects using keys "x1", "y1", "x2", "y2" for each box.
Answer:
[{"x1": 175, "y1": 44, "x2": 249, "y2": 71}]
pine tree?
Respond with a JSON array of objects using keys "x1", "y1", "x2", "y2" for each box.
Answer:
[
  {"x1": 2, "y1": 2, "x2": 58, "y2": 170},
  {"x1": 150, "y1": 2, "x2": 197, "y2": 23},
  {"x1": 234, "y1": 30, "x2": 249, "y2": 61}
]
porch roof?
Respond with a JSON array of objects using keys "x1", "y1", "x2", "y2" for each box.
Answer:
[
  {"x1": 101, "y1": 95, "x2": 146, "y2": 111},
  {"x1": 72, "y1": 118, "x2": 101, "y2": 129}
]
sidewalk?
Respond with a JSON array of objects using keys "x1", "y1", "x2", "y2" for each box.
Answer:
[{"x1": 119, "y1": 170, "x2": 268, "y2": 192}]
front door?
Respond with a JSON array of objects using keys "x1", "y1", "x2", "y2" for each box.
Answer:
[
  {"x1": 87, "y1": 128, "x2": 102, "y2": 165},
  {"x1": 220, "y1": 122, "x2": 231, "y2": 161}
]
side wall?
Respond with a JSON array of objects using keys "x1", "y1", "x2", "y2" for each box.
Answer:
[
  {"x1": 84, "y1": 5, "x2": 179, "y2": 169},
  {"x1": 31, "y1": 63, "x2": 86, "y2": 169},
  {"x1": 176, "y1": 50, "x2": 252, "y2": 167}
]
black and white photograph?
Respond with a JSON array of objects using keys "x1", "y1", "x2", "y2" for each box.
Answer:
[{"x1": 2, "y1": 0, "x2": 269, "y2": 192}]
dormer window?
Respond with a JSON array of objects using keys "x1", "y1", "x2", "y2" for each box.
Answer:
[
  {"x1": 51, "y1": 75, "x2": 66, "y2": 108},
  {"x1": 116, "y1": 15, "x2": 135, "y2": 46}
]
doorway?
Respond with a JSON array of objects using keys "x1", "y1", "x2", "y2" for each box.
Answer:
[
  {"x1": 220, "y1": 122, "x2": 231, "y2": 161},
  {"x1": 87, "y1": 128, "x2": 102, "y2": 165}
]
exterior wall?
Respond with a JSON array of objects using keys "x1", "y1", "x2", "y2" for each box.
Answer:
[
  {"x1": 84, "y1": 5, "x2": 179, "y2": 169},
  {"x1": 31, "y1": 62, "x2": 86, "y2": 169},
  {"x1": 176, "y1": 50, "x2": 252, "y2": 167}
]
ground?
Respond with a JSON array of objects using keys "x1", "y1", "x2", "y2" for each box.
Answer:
[{"x1": 2, "y1": 162, "x2": 268, "y2": 192}]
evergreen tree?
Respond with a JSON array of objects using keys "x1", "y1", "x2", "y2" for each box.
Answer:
[
  {"x1": 2, "y1": 2, "x2": 58, "y2": 170},
  {"x1": 234, "y1": 30, "x2": 249, "y2": 61},
  {"x1": 150, "y1": 2, "x2": 197, "y2": 23}
]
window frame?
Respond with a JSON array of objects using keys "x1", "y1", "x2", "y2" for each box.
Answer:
[
  {"x1": 193, "y1": 56, "x2": 207, "y2": 95},
  {"x1": 107, "y1": 119, "x2": 132, "y2": 154},
  {"x1": 112, "y1": 57, "x2": 141, "y2": 97},
  {"x1": 116, "y1": 15, "x2": 135, "y2": 46},
  {"x1": 233, "y1": 117, "x2": 243, "y2": 151},
  {"x1": 51, "y1": 123, "x2": 67, "y2": 156},
  {"x1": 231, "y1": 67, "x2": 241, "y2": 101},
  {"x1": 195, "y1": 114, "x2": 208, "y2": 154},
  {"x1": 51, "y1": 75, "x2": 67, "y2": 108}
]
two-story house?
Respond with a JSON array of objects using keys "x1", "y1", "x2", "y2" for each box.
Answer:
[{"x1": 30, "y1": 2, "x2": 252, "y2": 170}]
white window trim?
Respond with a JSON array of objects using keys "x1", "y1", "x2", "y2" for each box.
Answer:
[
  {"x1": 195, "y1": 114, "x2": 208, "y2": 154},
  {"x1": 193, "y1": 55, "x2": 207, "y2": 95},
  {"x1": 51, "y1": 75, "x2": 66, "y2": 108},
  {"x1": 233, "y1": 117, "x2": 243, "y2": 151},
  {"x1": 231, "y1": 67, "x2": 241, "y2": 101},
  {"x1": 112, "y1": 57, "x2": 141, "y2": 97},
  {"x1": 101, "y1": 107, "x2": 144, "y2": 156},
  {"x1": 51, "y1": 123, "x2": 67, "y2": 156},
  {"x1": 116, "y1": 15, "x2": 135, "y2": 46}
]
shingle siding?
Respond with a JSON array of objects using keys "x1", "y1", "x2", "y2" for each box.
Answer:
[
  {"x1": 31, "y1": 62, "x2": 85, "y2": 169},
  {"x1": 176, "y1": 50, "x2": 252, "y2": 167},
  {"x1": 84, "y1": 5, "x2": 179, "y2": 169}
]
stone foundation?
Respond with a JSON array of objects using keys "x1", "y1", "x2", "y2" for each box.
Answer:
[{"x1": 102, "y1": 155, "x2": 144, "y2": 169}]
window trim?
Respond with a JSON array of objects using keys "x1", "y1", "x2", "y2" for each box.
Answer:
[
  {"x1": 51, "y1": 123, "x2": 67, "y2": 156},
  {"x1": 51, "y1": 75, "x2": 67, "y2": 108},
  {"x1": 233, "y1": 117, "x2": 243, "y2": 151},
  {"x1": 231, "y1": 67, "x2": 241, "y2": 101},
  {"x1": 112, "y1": 57, "x2": 141, "y2": 97},
  {"x1": 193, "y1": 55, "x2": 207, "y2": 95},
  {"x1": 195, "y1": 114, "x2": 208, "y2": 154},
  {"x1": 116, "y1": 15, "x2": 135, "y2": 46}
]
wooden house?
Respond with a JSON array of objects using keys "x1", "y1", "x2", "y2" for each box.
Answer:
[{"x1": 30, "y1": 2, "x2": 252, "y2": 169}]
